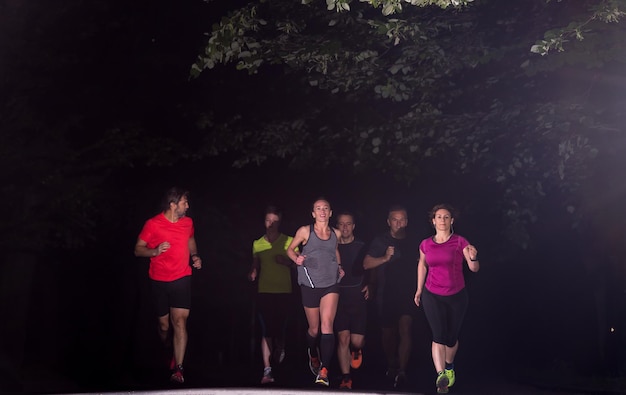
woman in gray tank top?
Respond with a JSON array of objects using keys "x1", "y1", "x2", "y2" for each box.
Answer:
[{"x1": 287, "y1": 198, "x2": 344, "y2": 386}]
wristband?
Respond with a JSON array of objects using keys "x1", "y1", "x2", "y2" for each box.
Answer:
[{"x1": 470, "y1": 257, "x2": 478, "y2": 261}]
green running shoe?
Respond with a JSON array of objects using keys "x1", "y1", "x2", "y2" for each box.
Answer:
[
  {"x1": 436, "y1": 371, "x2": 449, "y2": 394},
  {"x1": 445, "y1": 368, "x2": 455, "y2": 387}
]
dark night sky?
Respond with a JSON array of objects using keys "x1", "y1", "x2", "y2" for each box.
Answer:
[{"x1": 0, "y1": 1, "x2": 624, "y2": 394}]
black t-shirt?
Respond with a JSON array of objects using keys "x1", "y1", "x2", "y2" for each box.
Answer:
[
  {"x1": 367, "y1": 231, "x2": 420, "y2": 299},
  {"x1": 338, "y1": 238, "x2": 367, "y2": 287}
]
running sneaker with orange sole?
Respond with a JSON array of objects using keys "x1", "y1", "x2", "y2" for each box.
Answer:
[
  {"x1": 339, "y1": 377, "x2": 352, "y2": 389},
  {"x1": 350, "y1": 350, "x2": 362, "y2": 369},
  {"x1": 315, "y1": 367, "x2": 329, "y2": 386}
]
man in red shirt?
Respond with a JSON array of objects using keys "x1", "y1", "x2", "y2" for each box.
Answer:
[{"x1": 134, "y1": 187, "x2": 202, "y2": 383}]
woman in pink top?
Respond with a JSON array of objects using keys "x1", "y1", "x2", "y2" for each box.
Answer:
[{"x1": 414, "y1": 204, "x2": 480, "y2": 394}]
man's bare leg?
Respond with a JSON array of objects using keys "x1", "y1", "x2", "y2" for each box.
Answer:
[
  {"x1": 337, "y1": 330, "x2": 351, "y2": 374},
  {"x1": 170, "y1": 307, "x2": 190, "y2": 366}
]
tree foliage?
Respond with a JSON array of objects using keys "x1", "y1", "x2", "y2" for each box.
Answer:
[{"x1": 192, "y1": 0, "x2": 626, "y2": 248}]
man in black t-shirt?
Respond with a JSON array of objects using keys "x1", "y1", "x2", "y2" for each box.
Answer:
[
  {"x1": 364, "y1": 205, "x2": 420, "y2": 389},
  {"x1": 334, "y1": 211, "x2": 369, "y2": 390}
]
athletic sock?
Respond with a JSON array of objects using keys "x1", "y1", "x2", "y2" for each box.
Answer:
[
  {"x1": 319, "y1": 333, "x2": 335, "y2": 367},
  {"x1": 445, "y1": 362, "x2": 455, "y2": 370}
]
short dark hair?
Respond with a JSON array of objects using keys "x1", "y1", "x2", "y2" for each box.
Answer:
[
  {"x1": 335, "y1": 210, "x2": 355, "y2": 224},
  {"x1": 336, "y1": 210, "x2": 355, "y2": 219},
  {"x1": 162, "y1": 187, "x2": 189, "y2": 212},
  {"x1": 388, "y1": 204, "x2": 407, "y2": 217},
  {"x1": 265, "y1": 205, "x2": 282, "y2": 220}
]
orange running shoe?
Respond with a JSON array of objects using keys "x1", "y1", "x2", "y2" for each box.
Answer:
[
  {"x1": 315, "y1": 367, "x2": 329, "y2": 386},
  {"x1": 350, "y1": 350, "x2": 362, "y2": 369}
]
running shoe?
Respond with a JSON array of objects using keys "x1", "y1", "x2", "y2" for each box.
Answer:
[
  {"x1": 272, "y1": 345, "x2": 286, "y2": 365},
  {"x1": 170, "y1": 364, "x2": 184, "y2": 384},
  {"x1": 308, "y1": 348, "x2": 321, "y2": 375},
  {"x1": 261, "y1": 367, "x2": 274, "y2": 384},
  {"x1": 315, "y1": 367, "x2": 329, "y2": 386},
  {"x1": 339, "y1": 377, "x2": 352, "y2": 389},
  {"x1": 278, "y1": 348, "x2": 286, "y2": 364},
  {"x1": 394, "y1": 371, "x2": 407, "y2": 389},
  {"x1": 350, "y1": 350, "x2": 362, "y2": 369},
  {"x1": 436, "y1": 371, "x2": 449, "y2": 394},
  {"x1": 385, "y1": 366, "x2": 399, "y2": 380},
  {"x1": 445, "y1": 368, "x2": 455, "y2": 387}
]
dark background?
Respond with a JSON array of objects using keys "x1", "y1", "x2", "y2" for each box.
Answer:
[
  {"x1": 0, "y1": 0, "x2": 624, "y2": 394},
  {"x1": 5, "y1": 165, "x2": 620, "y2": 394}
]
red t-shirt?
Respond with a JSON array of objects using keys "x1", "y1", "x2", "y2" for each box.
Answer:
[{"x1": 138, "y1": 213, "x2": 194, "y2": 281}]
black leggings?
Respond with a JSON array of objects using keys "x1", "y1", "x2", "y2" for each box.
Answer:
[{"x1": 421, "y1": 287, "x2": 468, "y2": 347}]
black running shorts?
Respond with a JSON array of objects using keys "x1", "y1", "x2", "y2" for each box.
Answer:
[{"x1": 151, "y1": 275, "x2": 192, "y2": 317}]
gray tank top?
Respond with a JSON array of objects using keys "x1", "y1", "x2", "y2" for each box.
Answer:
[{"x1": 297, "y1": 224, "x2": 339, "y2": 288}]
